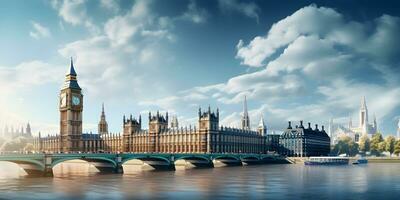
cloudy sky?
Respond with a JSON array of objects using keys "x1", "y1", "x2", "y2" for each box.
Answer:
[{"x1": 1, "y1": 0, "x2": 399, "y2": 136}]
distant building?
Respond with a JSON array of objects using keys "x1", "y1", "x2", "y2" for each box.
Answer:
[
  {"x1": 265, "y1": 132, "x2": 280, "y2": 153},
  {"x1": 330, "y1": 97, "x2": 378, "y2": 144},
  {"x1": 0, "y1": 123, "x2": 32, "y2": 139},
  {"x1": 397, "y1": 119, "x2": 400, "y2": 139},
  {"x1": 170, "y1": 115, "x2": 179, "y2": 129},
  {"x1": 280, "y1": 121, "x2": 330, "y2": 157},
  {"x1": 98, "y1": 103, "x2": 108, "y2": 135},
  {"x1": 241, "y1": 96, "x2": 250, "y2": 130},
  {"x1": 257, "y1": 115, "x2": 267, "y2": 136}
]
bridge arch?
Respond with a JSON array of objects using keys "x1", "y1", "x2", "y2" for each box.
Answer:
[
  {"x1": 0, "y1": 158, "x2": 46, "y2": 176},
  {"x1": 51, "y1": 156, "x2": 117, "y2": 169},
  {"x1": 174, "y1": 155, "x2": 211, "y2": 163},
  {"x1": 0, "y1": 159, "x2": 45, "y2": 170},
  {"x1": 241, "y1": 156, "x2": 260, "y2": 160},
  {"x1": 121, "y1": 155, "x2": 171, "y2": 165},
  {"x1": 212, "y1": 155, "x2": 241, "y2": 161}
]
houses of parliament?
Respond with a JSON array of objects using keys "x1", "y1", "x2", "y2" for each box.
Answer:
[{"x1": 33, "y1": 60, "x2": 269, "y2": 154}]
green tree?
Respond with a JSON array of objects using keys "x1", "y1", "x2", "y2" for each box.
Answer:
[
  {"x1": 385, "y1": 136, "x2": 396, "y2": 156},
  {"x1": 394, "y1": 140, "x2": 400, "y2": 156},
  {"x1": 378, "y1": 141, "x2": 386, "y2": 153},
  {"x1": 359, "y1": 134, "x2": 370, "y2": 152},
  {"x1": 370, "y1": 133, "x2": 384, "y2": 156},
  {"x1": 332, "y1": 136, "x2": 359, "y2": 156}
]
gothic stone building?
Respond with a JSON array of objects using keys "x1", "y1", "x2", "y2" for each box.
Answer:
[
  {"x1": 34, "y1": 60, "x2": 268, "y2": 154},
  {"x1": 122, "y1": 108, "x2": 266, "y2": 154},
  {"x1": 279, "y1": 121, "x2": 330, "y2": 157}
]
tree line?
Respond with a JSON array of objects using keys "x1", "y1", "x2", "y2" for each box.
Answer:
[{"x1": 331, "y1": 133, "x2": 400, "y2": 157}]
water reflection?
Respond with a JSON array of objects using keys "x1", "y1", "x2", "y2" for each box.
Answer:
[{"x1": 1, "y1": 163, "x2": 400, "y2": 199}]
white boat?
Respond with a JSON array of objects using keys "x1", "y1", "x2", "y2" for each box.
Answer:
[{"x1": 305, "y1": 157, "x2": 349, "y2": 165}]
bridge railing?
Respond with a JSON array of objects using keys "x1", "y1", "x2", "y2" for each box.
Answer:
[
  {"x1": 0, "y1": 151, "x2": 281, "y2": 157},
  {"x1": 0, "y1": 151, "x2": 43, "y2": 155}
]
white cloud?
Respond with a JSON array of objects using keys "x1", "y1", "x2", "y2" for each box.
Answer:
[
  {"x1": 53, "y1": 0, "x2": 99, "y2": 34},
  {"x1": 0, "y1": 61, "x2": 64, "y2": 134},
  {"x1": 218, "y1": 0, "x2": 260, "y2": 22},
  {"x1": 56, "y1": 0, "x2": 210, "y2": 104},
  {"x1": 103, "y1": 0, "x2": 164, "y2": 46},
  {"x1": 58, "y1": 0, "x2": 87, "y2": 25},
  {"x1": 179, "y1": 0, "x2": 208, "y2": 24},
  {"x1": 29, "y1": 21, "x2": 51, "y2": 39},
  {"x1": 0, "y1": 61, "x2": 63, "y2": 92},
  {"x1": 100, "y1": 0, "x2": 119, "y2": 13},
  {"x1": 144, "y1": 5, "x2": 400, "y2": 133}
]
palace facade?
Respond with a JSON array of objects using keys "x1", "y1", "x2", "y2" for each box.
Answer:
[{"x1": 33, "y1": 60, "x2": 269, "y2": 154}]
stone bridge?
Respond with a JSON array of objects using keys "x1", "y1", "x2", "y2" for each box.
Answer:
[{"x1": 0, "y1": 153, "x2": 286, "y2": 176}]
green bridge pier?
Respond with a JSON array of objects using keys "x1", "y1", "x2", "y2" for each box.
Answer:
[{"x1": 0, "y1": 153, "x2": 287, "y2": 177}]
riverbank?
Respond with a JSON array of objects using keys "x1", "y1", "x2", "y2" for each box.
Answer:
[
  {"x1": 365, "y1": 157, "x2": 400, "y2": 163},
  {"x1": 287, "y1": 156, "x2": 400, "y2": 164}
]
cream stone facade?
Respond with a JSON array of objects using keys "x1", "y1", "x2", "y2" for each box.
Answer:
[{"x1": 34, "y1": 60, "x2": 269, "y2": 154}]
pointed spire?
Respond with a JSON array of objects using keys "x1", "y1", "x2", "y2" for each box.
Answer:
[
  {"x1": 373, "y1": 113, "x2": 377, "y2": 129},
  {"x1": 348, "y1": 115, "x2": 353, "y2": 128},
  {"x1": 361, "y1": 96, "x2": 367, "y2": 109},
  {"x1": 198, "y1": 107, "x2": 201, "y2": 118},
  {"x1": 63, "y1": 57, "x2": 81, "y2": 90},
  {"x1": 258, "y1": 114, "x2": 265, "y2": 127},
  {"x1": 68, "y1": 57, "x2": 77, "y2": 76},
  {"x1": 398, "y1": 119, "x2": 400, "y2": 129},
  {"x1": 243, "y1": 95, "x2": 248, "y2": 117},
  {"x1": 102, "y1": 102, "x2": 105, "y2": 113}
]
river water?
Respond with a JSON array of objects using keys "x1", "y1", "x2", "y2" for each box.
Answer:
[{"x1": 0, "y1": 162, "x2": 399, "y2": 199}]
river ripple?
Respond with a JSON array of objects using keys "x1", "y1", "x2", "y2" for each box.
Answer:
[{"x1": 0, "y1": 162, "x2": 399, "y2": 199}]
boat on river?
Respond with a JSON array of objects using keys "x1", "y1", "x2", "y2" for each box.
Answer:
[
  {"x1": 305, "y1": 157, "x2": 349, "y2": 165},
  {"x1": 352, "y1": 158, "x2": 368, "y2": 165}
]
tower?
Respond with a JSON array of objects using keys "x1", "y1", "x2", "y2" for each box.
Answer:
[
  {"x1": 360, "y1": 96, "x2": 368, "y2": 135},
  {"x1": 328, "y1": 118, "x2": 334, "y2": 140},
  {"x1": 122, "y1": 114, "x2": 142, "y2": 152},
  {"x1": 148, "y1": 111, "x2": 168, "y2": 152},
  {"x1": 198, "y1": 106, "x2": 219, "y2": 153},
  {"x1": 397, "y1": 119, "x2": 400, "y2": 139},
  {"x1": 373, "y1": 114, "x2": 377, "y2": 132},
  {"x1": 348, "y1": 116, "x2": 353, "y2": 129},
  {"x1": 98, "y1": 103, "x2": 108, "y2": 135},
  {"x1": 241, "y1": 96, "x2": 250, "y2": 130},
  {"x1": 257, "y1": 114, "x2": 267, "y2": 136},
  {"x1": 26, "y1": 123, "x2": 32, "y2": 137},
  {"x1": 198, "y1": 106, "x2": 219, "y2": 131},
  {"x1": 59, "y1": 58, "x2": 83, "y2": 152},
  {"x1": 171, "y1": 115, "x2": 179, "y2": 129}
]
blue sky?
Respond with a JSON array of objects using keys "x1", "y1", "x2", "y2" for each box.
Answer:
[{"x1": 0, "y1": 0, "x2": 399, "y2": 136}]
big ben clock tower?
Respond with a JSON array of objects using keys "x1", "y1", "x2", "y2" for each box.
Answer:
[{"x1": 59, "y1": 58, "x2": 83, "y2": 152}]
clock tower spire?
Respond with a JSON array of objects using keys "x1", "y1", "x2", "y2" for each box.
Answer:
[{"x1": 59, "y1": 58, "x2": 83, "y2": 152}]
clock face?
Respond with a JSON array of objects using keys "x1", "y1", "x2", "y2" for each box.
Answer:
[
  {"x1": 60, "y1": 93, "x2": 67, "y2": 107},
  {"x1": 72, "y1": 95, "x2": 80, "y2": 106}
]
